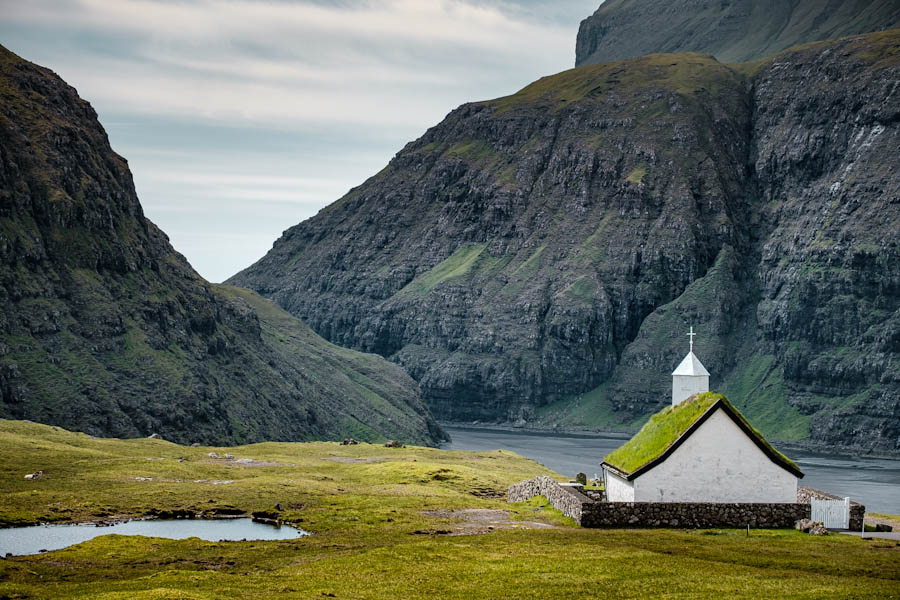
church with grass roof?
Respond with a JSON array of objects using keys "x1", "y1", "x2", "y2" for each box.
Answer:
[{"x1": 601, "y1": 329, "x2": 804, "y2": 504}]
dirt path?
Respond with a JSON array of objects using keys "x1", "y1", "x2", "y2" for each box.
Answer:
[{"x1": 420, "y1": 509, "x2": 558, "y2": 536}]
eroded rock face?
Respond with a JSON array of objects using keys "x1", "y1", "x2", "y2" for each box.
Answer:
[
  {"x1": 575, "y1": 0, "x2": 900, "y2": 66},
  {"x1": 0, "y1": 45, "x2": 445, "y2": 446},
  {"x1": 232, "y1": 53, "x2": 753, "y2": 420},
  {"x1": 749, "y1": 37, "x2": 900, "y2": 451},
  {"x1": 230, "y1": 32, "x2": 899, "y2": 453}
]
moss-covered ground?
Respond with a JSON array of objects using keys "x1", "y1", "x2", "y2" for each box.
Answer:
[{"x1": 1, "y1": 420, "x2": 898, "y2": 599}]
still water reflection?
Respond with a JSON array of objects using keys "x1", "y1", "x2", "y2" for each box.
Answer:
[{"x1": 0, "y1": 518, "x2": 308, "y2": 556}]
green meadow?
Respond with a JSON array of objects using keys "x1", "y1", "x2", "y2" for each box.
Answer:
[{"x1": 0, "y1": 419, "x2": 898, "y2": 599}]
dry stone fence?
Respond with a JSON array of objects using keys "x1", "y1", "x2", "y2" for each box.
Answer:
[{"x1": 508, "y1": 476, "x2": 864, "y2": 529}]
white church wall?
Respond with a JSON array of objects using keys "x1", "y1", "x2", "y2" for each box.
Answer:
[
  {"x1": 633, "y1": 408, "x2": 798, "y2": 503},
  {"x1": 603, "y1": 469, "x2": 635, "y2": 502},
  {"x1": 672, "y1": 374, "x2": 709, "y2": 406}
]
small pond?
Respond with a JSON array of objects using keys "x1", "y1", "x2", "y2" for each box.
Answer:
[{"x1": 0, "y1": 518, "x2": 309, "y2": 556}]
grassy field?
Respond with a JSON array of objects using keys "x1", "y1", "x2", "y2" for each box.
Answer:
[{"x1": 1, "y1": 420, "x2": 898, "y2": 599}]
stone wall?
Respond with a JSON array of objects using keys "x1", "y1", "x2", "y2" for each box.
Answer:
[
  {"x1": 507, "y1": 476, "x2": 590, "y2": 522},
  {"x1": 508, "y1": 477, "x2": 863, "y2": 529},
  {"x1": 580, "y1": 500, "x2": 810, "y2": 528}
]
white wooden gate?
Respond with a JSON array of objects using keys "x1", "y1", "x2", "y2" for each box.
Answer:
[{"x1": 811, "y1": 497, "x2": 850, "y2": 529}]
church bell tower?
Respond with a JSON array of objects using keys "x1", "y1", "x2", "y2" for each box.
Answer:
[{"x1": 671, "y1": 327, "x2": 710, "y2": 406}]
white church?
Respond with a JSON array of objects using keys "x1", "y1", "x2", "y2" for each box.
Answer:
[{"x1": 601, "y1": 328, "x2": 803, "y2": 504}]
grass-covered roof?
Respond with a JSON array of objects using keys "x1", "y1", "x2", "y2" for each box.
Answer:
[{"x1": 603, "y1": 392, "x2": 802, "y2": 478}]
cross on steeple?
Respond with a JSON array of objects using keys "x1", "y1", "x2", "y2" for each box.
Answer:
[{"x1": 688, "y1": 326, "x2": 696, "y2": 353}]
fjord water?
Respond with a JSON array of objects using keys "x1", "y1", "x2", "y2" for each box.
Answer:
[
  {"x1": 444, "y1": 426, "x2": 900, "y2": 514},
  {"x1": 0, "y1": 518, "x2": 308, "y2": 556}
]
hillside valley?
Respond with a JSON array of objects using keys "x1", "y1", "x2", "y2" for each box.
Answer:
[
  {"x1": 0, "y1": 44, "x2": 445, "y2": 446},
  {"x1": 230, "y1": 30, "x2": 900, "y2": 454}
]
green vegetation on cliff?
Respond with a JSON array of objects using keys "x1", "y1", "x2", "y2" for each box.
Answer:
[
  {"x1": 0, "y1": 45, "x2": 444, "y2": 446},
  {"x1": 1, "y1": 420, "x2": 898, "y2": 599}
]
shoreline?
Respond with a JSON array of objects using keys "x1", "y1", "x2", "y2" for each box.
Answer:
[{"x1": 439, "y1": 421, "x2": 900, "y2": 460}]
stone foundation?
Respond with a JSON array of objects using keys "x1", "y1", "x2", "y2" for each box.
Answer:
[
  {"x1": 509, "y1": 477, "x2": 865, "y2": 529},
  {"x1": 580, "y1": 499, "x2": 810, "y2": 528}
]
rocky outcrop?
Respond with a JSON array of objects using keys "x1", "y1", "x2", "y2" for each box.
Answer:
[
  {"x1": 576, "y1": 0, "x2": 900, "y2": 66},
  {"x1": 230, "y1": 31, "x2": 900, "y2": 453},
  {"x1": 0, "y1": 45, "x2": 445, "y2": 446}
]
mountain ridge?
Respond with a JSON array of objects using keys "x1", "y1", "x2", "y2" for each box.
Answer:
[
  {"x1": 576, "y1": 0, "x2": 900, "y2": 66},
  {"x1": 0, "y1": 44, "x2": 446, "y2": 446},
  {"x1": 230, "y1": 29, "x2": 900, "y2": 454}
]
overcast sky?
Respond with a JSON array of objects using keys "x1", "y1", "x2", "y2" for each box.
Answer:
[{"x1": 1, "y1": 0, "x2": 599, "y2": 282}]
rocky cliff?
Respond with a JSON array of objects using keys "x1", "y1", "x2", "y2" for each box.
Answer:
[
  {"x1": 576, "y1": 0, "x2": 900, "y2": 66},
  {"x1": 0, "y1": 45, "x2": 445, "y2": 446},
  {"x1": 230, "y1": 30, "x2": 900, "y2": 454}
]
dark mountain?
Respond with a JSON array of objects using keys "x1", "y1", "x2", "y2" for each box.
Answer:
[
  {"x1": 230, "y1": 30, "x2": 900, "y2": 454},
  {"x1": 0, "y1": 45, "x2": 445, "y2": 446},
  {"x1": 576, "y1": 0, "x2": 900, "y2": 66}
]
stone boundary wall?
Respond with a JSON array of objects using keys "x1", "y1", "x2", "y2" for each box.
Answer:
[
  {"x1": 580, "y1": 500, "x2": 810, "y2": 528},
  {"x1": 507, "y1": 476, "x2": 590, "y2": 522},
  {"x1": 508, "y1": 477, "x2": 864, "y2": 529}
]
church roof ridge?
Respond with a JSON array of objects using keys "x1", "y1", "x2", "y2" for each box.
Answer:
[
  {"x1": 671, "y1": 351, "x2": 710, "y2": 376},
  {"x1": 602, "y1": 392, "x2": 803, "y2": 480}
]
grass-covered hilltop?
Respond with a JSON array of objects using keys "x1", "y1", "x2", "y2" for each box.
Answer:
[
  {"x1": 229, "y1": 29, "x2": 900, "y2": 454},
  {"x1": 0, "y1": 44, "x2": 444, "y2": 446},
  {"x1": 1, "y1": 419, "x2": 899, "y2": 599}
]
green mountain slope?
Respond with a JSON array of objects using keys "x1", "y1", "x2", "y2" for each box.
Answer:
[
  {"x1": 0, "y1": 45, "x2": 445, "y2": 446},
  {"x1": 229, "y1": 30, "x2": 900, "y2": 454},
  {"x1": 576, "y1": 0, "x2": 900, "y2": 66}
]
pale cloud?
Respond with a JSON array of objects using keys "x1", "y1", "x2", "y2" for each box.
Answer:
[
  {"x1": 0, "y1": 0, "x2": 599, "y2": 281},
  {"x1": 3, "y1": 0, "x2": 580, "y2": 126}
]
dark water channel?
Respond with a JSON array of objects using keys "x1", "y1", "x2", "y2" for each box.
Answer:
[
  {"x1": 0, "y1": 518, "x2": 308, "y2": 556},
  {"x1": 443, "y1": 426, "x2": 900, "y2": 514}
]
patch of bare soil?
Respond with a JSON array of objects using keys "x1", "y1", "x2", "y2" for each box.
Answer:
[
  {"x1": 419, "y1": 509, "x2": 557, "y2": 536},
  {"x1": 867, "y1": 514, "x2": 900, "y2": 530},
  {"x1": 232, "y1": 459, "x2": 283, "y2": 467},
  {"x1": 323, "y1": 456, "x2": 385, "y2": 464}
]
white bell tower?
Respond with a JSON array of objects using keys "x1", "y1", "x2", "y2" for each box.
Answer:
[{"x1": 672, "y1": 327, "x2": 710, "y2": 406}]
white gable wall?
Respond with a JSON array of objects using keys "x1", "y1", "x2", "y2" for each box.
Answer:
[
  {"x1": 633, "y1": 408, "x2": 798, "y2": 503},
  {"x1": 603, "y1": 469, "x2": 635, "y2": 502}
]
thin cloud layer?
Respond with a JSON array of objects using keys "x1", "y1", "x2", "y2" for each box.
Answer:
[
  {"x1": 4, "y1": 0, "x2": 583, "y2": 126},
  {"x1": 0, "y1": 0, "x2": 598, "y2": 281}
]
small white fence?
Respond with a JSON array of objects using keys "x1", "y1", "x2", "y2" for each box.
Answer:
[{"x1": 811, "y1": 497, "x2": 850, "y2": 529}]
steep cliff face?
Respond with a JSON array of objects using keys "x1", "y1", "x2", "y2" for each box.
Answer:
[
  {"x1": 0, "y1": 45, "x2": 445, "y2": 446},
  {"x1": 576, "y1": 0, "x2": 900, "y2": 66},
  {"x1": 231, "y1": 30, "x2": 900, "y2": 453},
  {"x1": 575, "y1": 32, "x2": 900, "y2": 453},
  {"x1": 748, "y1": 33, "x2": 900, "y2": 450},
  {"x1": 232, "y1": 54, "x2": 754, "y2": 420}
]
